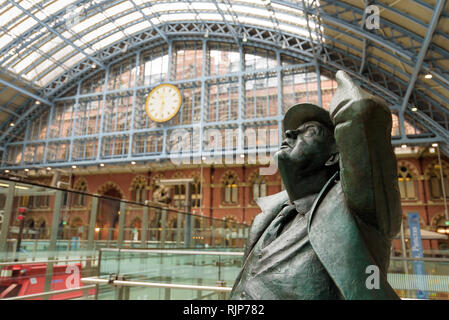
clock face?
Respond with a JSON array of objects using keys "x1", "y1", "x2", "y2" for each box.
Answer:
[{"x1": 145, "y1": 84, "x2": 182, "y2": 122}]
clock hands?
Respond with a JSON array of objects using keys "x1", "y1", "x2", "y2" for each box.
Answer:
[{"x1": 159, "y1": 91, "x2": 165, "y2": 117}]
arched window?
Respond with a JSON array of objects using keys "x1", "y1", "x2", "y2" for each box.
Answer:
[
  {"x1": 173, "y1": 184, "x2": 186, "y2": 208},
  {"x1": 75, "y1": 180, "x2": 87, "y2": 206},
  {"x1": 131, "y1": 176, "x2": 147, "y2": 203},
  {"x1": 223, "y1": 173, "x2": 238, "y2": 204},
  {"x1": 252, "y1": 176, "x2": 267, "y2": 202},
  {"x1": 428, "y1": 163, "x2": 449, "y2": 200},
  {"x1": 398, "y1": 166, "x2": 416, "y2": 200},
  {"x1": 192, "y1": 176, "x2": 202, "y2": 208}
]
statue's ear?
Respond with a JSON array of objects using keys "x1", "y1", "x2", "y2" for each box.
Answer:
[{"x1": 325, "y1": 153, "x2": 339, "y2": 166}]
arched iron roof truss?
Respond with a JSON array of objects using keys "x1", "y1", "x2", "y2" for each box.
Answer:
[{"x1": 0, "y1": 0, "x2": 448, "y2": 163}]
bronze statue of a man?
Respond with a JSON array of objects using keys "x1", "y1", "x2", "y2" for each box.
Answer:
[{"x1": 230, "y1": 70, "x2": 402, "y2": 300}]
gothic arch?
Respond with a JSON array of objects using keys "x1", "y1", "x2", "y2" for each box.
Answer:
[
  {"x1": 221, "y1": 170, "x2": 240, "y2": 204},
  {"x1": 219, "y1": 170, "x2": 240, "y2": 185},
  {"x1": 150, "y1": 173, "x2": 165, "y2": 189},
  {"x1": 431, "y1": 212, "x2": 448, "y2": 227},
  {"x1": 73, "y1": 178, "x2": 88, "y2": 206},
  {"x1": 397, "y1": 160, "x2": 419, "y2": 200},
  {"x1": 69, "y1": 216, "x2": 85, "y2": 227},
  {"x1": 397, "y1": 160, "x2": 420, "y2": 177},
  {"x1": 223, "y1": 215, "x2": 238, "y2": 225},
  {"x1": 74, "y1": 177, "x2": 89, "y2": 192},
  {"x1": 129, "y1": 175, "x2": 148, "y2": 191},
  {"x1": 424, "y1": 159, "x2": 449, "y2": 179},
  {"x1": 130, "y1": 175, "x2": 148, "y2": 203},
  {"x1": 424, "y1": 159, "x2": 449, "y2": 200},
  {"x1": 247, "y1": 169, "x2": 261, "y2": 184},
  {"x1": 171, "y1": 171, "x2": 186, "y2": 179},
  {"x1": 97, "y1": 181, "x2": 125, "y2": 199}
]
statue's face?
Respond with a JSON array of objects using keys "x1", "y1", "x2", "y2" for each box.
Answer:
[{"x1": 274, "y1": 121, "x2": 334, "y2": 175}]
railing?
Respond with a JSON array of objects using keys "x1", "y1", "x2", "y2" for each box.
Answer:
[
  {"x1": 3, "y1": 247, "x2": 449, "y2": 300},
  {"x1": 80, "y1": 248, "x2": 243, "y2": 300},
  {"x1": 76, "y1": 248, "x2": 449, "y2": 300},
  {"x1": 0, "y1": 176, "x2": 249, "y2": 262},
  {"x1": 3, "y1": 285, "x2": 97, "y2": 300},
  {"x1": 0, "y1": 177, "x2": 249, "y2": 299}
]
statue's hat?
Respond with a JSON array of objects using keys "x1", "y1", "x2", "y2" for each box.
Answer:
[{"x1": 282, "y1": 103, "x2": 334, "y2": 133}]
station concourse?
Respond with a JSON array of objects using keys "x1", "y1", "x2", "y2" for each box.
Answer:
[{"x1": 0, "y1": 0, "x2": 448, "y2": 300}]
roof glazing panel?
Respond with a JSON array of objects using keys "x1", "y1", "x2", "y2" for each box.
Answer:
[{"x1": 0, "y1": 0, "x2": 323, "y2": 88}]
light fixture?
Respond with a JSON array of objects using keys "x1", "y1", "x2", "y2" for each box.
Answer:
[
  {"x1": 424, "y1": 74, "x2": 433, "y2": 79},
  {"x1": 46, "y1": 167, "x2": 51, "y2": 171},
  {"x1": 401, "y1": 144, "x2": 407, "y2": 149},
  {"x1": 9, "y1": 123, "x2": 14, "y2": 127},
  {"x1": 4, "y1": 170, "x2": 10, "y2": 173},
  {"x1": 72, "y1": 165, "x2": 77, "y2": 169},
  {"x1": 35, "y1": 101, "x2": 41, "y2": 105},
  {"x1": 282, "y1": 41, "x2": 286, "y2": 49},
  {"x1": 131, "y1": 161, "x2": 136, "y2": 165},
  {"x1": 411, "y1": 107, "x2": 418, "y2": 112},
  {"x1": 432, "y1": 143, "x2": 438, "y2": 147},
  {"x1": 92, "y1": 64, "x2": 97, "y2": 69},
  {"x1": 240, "y1": 154, "x2": 245, "y2": 158},
  {"x1": 201, "y1": 156, "x2": 206, "y2": 161},
  {"x1": 24, "y1": 168, "x2": 29, "y2": 172},
  {"x1": 95, "y1": 227, "x2": 100, "y2": 232},
  {"x1": 429, "y1": 147, "x2": 435, "y2": 153},
  {"x1": 242, "y1": 34, "x2": 247, "y2": 42},
  {"x1": 100, "y1": 163, "x2": 105, "y2": 167},
  {"x1": 204, "y1": 29, "x2": 209, "y2": 38}
]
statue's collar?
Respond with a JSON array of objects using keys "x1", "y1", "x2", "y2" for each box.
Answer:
[
  {"x1": 255, "y1": 190, "x2": 289, "y2": 214},
  {"x1": 255, "y1": 172, "x2": 340, "y2": 216}
]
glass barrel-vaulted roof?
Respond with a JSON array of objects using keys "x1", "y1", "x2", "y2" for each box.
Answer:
[
  {"x1": 0, "y1": 0, "x2": 319, "y2": 87},
  {"x1": 0, "y1": 0, "x2": 448, "y2": 158}
]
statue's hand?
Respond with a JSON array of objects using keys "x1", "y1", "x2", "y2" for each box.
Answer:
[{"x1": 329, "y1": 70, "x2": 386, "y2": 122}]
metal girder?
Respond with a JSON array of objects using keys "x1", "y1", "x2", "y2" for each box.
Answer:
[
  {"x1": 211, "y1": 0, "x2": 240, "y2": 44},
  {"x1": 400, "y1": 0, "x2": 447, "y2": 113},
  {"x1": 0, "y1": 0, "x2": 109, "y2": 67},
  {"x1": 129, "y1": 0, "x2": 169, "y2": 43},
  {"x1": 0, "y1": 78, "x2": 52, "y2": 106},
  {"x1": 7, "y1": 0, "x2": 105, "y2": 70},
  {"x1": 277, "y1": 0, "x2": 449, "y2": 96},
  {"x1": 274, "y1": 0, "x2": 412, "y2": 61},
  {"x1": 7, "y1": 19, "x2": 448, "y2": 135},
  {"x1": 0, "y1": 105, "x2": 19, "y2": 118},
  {"x1": 0, "y1": 102, "x2": 49, "y2": 143},
  {"x1": 1, "y1": 33, "x2": 447, "y2": 170},
  {"x1": 1, "y1": 15, "x2": 449, "y2": 158}
]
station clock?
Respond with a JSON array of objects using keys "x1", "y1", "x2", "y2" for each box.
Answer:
[{"x1": 145, "y1": 83, "x2": 182, "y2": 122}]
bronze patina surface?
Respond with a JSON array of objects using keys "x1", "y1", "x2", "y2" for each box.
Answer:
[{"x1": 230, "y1": 70, "x2": 401, "y2": 300}]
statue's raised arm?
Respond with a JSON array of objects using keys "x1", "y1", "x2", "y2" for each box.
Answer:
[{"x1": 330, "y1": 70, "x2": 402, "y2": 238}]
